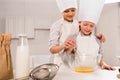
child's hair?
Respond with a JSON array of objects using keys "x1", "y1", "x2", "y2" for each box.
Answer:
[{"x1": 78, "y1": 21, "x2": 81, "y2": 31}]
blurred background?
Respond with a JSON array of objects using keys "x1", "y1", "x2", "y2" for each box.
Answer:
[{"x1": 0, "y1": 0, "x2": 120, "y2": 69}]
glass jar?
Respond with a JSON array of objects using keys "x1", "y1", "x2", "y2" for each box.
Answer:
[
  {"x1": 15, "y1": 34, "x2": 30, "y2": 79},
  {"x1": 71, "y1": 53, "x2": 102, "y2": 73}
]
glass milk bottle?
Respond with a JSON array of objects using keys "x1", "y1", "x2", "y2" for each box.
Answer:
[{"x1": 15, "y1": 34, "x2": 30, "y2": 79}]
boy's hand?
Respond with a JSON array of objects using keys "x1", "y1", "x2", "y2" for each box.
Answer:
[
  {"x1": 64, "y1": 39, "x2": 76, "y2": 54},
  {"x1": 96, "y1": 34, "x2": 106, "y2": 43},
  {"x1": 66, "y1": 48, "x2": 74, "y2": 55},
  {"x1": 64, "y1": 39, "x2": 76, "y2": 49}
]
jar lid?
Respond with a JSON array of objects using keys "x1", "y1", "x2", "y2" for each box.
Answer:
[{"x1": 18, "y1": 34, "x2": 27, "y2": 37}]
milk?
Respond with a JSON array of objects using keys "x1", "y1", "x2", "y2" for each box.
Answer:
[
  {"x1": 15, "y1": 46, "x2": 30, "y2": 79},
  {"x1": 15, "y1": 34, "x2": 30, "y2": 79}
]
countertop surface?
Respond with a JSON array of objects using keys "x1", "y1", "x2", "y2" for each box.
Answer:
[
  {"x1": 13, "y1": 66, "x2": 120, "y2": 80},
  {"x1": 53, "y1": 66, "x2": 120, "y2": 80}
]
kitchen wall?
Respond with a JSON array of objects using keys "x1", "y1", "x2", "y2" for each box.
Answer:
[
  {"x1": 0, "y1": 0, "x2": 120, "y2": 68},
  {"x1": 0, "y1": 0, "x2": 61, "y2": 68},
  {"x1": 97, "y1": 3, "x2": 120, "y2": 66}
]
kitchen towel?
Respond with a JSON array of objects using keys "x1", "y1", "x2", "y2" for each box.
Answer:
[{"x1": 0, "y1": 33, "x2": 13, "y2": 80}]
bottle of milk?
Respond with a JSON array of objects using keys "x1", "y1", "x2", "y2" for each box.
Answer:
[{"x1": 15, "y1": 34, "x2": 30, "y2": 79}]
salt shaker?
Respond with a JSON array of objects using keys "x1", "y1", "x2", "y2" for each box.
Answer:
[{"x1": 15, "y1": 34, "x2": 30, "y2": 79}]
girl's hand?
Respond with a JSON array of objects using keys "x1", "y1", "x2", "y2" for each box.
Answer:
[{"x1": 100, "y1": 61, "x2": 116, "y2": 70}]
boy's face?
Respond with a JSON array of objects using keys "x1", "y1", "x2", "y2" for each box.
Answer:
[
  {"x1": 80, "y1": 21, "x2": 95, "y2": 35},
  {"x1": 63, "y1": 8, "x2": 76, "y2": 22}
]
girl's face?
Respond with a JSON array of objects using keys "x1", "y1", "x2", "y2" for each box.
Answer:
[
  {"x1": 80, "y1": 21, "x2": 95, "y2": 35},
  {"x1": 63, "y1": 8, "x2": 76, "y2": 22}
]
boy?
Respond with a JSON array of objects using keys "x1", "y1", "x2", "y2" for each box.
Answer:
[{"x1": 49, "y1": 0, "x2": 79, "y2": 66}]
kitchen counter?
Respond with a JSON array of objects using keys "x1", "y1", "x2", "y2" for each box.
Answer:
[
  {"x1": 53, "y1": 66, "x2": 120, "y2": 80},
  {"x1": 13, "y1": 66, "x2": 120, "y2": 80}
]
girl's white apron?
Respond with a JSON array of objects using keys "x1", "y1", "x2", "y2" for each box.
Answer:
[{"x1": 76, "y1": 33, "x2": 99, "y2": 56}]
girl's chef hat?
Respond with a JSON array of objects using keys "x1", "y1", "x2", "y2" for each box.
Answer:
[
  {"x1": 78, "y1": 0, "x2": 105, "y2": 25},
  {"x1": 56, "y1": 0, "x2": 77, "y2": 13}
]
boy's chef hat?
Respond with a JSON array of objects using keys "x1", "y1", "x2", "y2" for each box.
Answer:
[
  {"x1": 105, "y1": 0, "x2": 120, "y2": 4},
  {"x1": 56, "y1": 0, "x2": 77, "y2": 13},
  {"x1": 78, "y1": 0, "x2": 105, "y2": 25}
]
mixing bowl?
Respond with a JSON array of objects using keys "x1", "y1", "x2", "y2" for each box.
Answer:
[{"x1": 71, "y1": 54, "x2": 101, "y2": 73}]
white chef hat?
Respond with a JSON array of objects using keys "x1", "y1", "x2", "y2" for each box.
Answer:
[
  {"x1": 78, "y1": 0, "x2": 105, "y2": 25},
  {"x1": 56, "y1": 0, "x2": 77, "y2": 13}
]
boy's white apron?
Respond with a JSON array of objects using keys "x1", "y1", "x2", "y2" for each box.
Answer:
[{"x1": 53, "y1": 21, "x2": 78, "y2": 71}]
